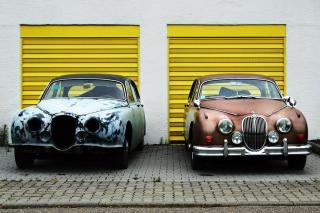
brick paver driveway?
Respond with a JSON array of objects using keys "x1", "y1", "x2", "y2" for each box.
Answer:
[{"x1": 0, "y1": 145, "x2": 320, "y2": 207}]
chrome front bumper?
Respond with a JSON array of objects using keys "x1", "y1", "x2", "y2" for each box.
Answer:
[
  {"x1": 193, "y1": 138, "x2": 312, "y2": 157},
  {"x1": 10, "y1": 143, "x2": 123, "y2": 152}
]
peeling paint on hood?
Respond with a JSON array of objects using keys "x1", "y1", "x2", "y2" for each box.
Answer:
[{"x1": 37, "y1": 98, "x2": 128, "y2": 116}]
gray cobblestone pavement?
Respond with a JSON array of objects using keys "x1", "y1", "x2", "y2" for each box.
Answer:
[
  {"x1": 0, "y1": 145, "x2": 320, "y2": 207},
  {"x1": 1, "y1": 145, "x2": 320, "y2": 182},
  {"x1": 0, "y1": 179, "x2": 320, "y2": 207}
]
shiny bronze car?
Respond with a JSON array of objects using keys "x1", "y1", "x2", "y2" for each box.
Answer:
[{"x1": 184, "y1": 74, "x2": 311, "y2": 170}]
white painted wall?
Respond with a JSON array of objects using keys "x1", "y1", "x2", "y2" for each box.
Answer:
[{"x1": 0, "y1": 0, "x2": 319, "y2": 142}]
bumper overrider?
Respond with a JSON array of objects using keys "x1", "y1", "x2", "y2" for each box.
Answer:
[{"x1": 193, "y1": 138, "x2": 312, "y2": 157}]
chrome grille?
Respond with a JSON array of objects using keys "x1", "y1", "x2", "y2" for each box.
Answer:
[
  {"x1": 51, "y1": 115, "x2": 77, "y2": 150},
  {"x1": 242, "y1": 115, "x2": 267, "y2": 151}
]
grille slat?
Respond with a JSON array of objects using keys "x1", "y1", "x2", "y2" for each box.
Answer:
[{"x1": 242, "y1": 115, "x2": 267, "y2": 151}]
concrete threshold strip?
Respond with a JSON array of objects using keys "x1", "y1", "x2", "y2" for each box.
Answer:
[{"x1": 1, "y1": 201, "x2": 320, "y2": 209}]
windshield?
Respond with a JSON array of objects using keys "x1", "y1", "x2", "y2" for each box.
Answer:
[
  {"x1": 42, "y1": 79, "x2": 125, "y2": 100},
  {"x1": 200, "y1": 79, "x2": 282, "y2": 99}
]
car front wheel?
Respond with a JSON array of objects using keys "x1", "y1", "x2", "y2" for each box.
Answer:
[
  {"x1": 184, "y1": 139, "x2": 190, "y2": 151},
  {"x1": 191, "y1": 151, "x2": 202, "y2": 170},
  {"x1": 117, "y1": 138, "x2": 129, "y2": 169},
  {"x1": 14, "y1": 148, "x2": 34, "y2": 169},
  {"x1": 288, "y1": 156, "x2": 307, "y2": 170}
]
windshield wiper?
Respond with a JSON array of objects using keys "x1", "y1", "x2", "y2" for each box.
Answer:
[
  {"x1": 224, "y1": 95, "x2": 258, "y2": 99},
  {"x1": 202, "y1": 95, "x2": 227, "y2": 100}
]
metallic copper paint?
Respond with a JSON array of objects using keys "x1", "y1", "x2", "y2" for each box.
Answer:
[{"x1": 186, "y1": 75, "x2": 308, "y2": 148}]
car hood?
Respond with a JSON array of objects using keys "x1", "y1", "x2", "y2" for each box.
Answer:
[
  {"x1": 200, "y1": 98, "x2": 287, "y2": 116},
  {"x1": 37, "y1": 98, "x2": 128, "y2": 116}
]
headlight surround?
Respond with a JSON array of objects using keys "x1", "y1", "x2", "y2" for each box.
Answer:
[
  {"x1": 26, "y1": 117, "x2": 44, "y2": 132},
  {"x1": 276, "y1": 118, "x2": 292, "y2": 133},
  {"x1": 268, "y1": 130, "x2": 279, "y2": 143},
  {"x1": 84, "y1": 117, "x2": 101, "y2": 133},
  {"x1": 218, "y1": 118, "x2": 233, "y2": 135},
  {"x1": 231, "y1": 131, "x2": 242, "y2": 144}
]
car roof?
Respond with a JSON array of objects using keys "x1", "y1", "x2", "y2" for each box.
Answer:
[
  {"x1": 51, "y1": 74, "x2": 130, "y2": 84},
  {"x1": 197, "y1": 74, "x2": 276, "y2": 83}
]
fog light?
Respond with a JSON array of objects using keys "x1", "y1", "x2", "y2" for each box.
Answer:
[
  {"x1": 231, "y1": 131, "x2": 242, "y2": 144},
  {"x1": 76, "y1": 131, "x2": 87, "y2": 143},
  {"x1": 268, "y1": 131, "x2": 279, "y2": 143},
  {"x1": 39, "y1": 131, "x2": 51, "y2": 142}
]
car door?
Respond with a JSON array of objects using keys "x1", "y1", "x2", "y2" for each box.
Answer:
[
  {"x1": 125, "y1": 81, "x2": 140, "y2": 148},
  {"x1": 130, "y1": 80, "x2": 145, "y2": 139},
  {"x1": 184, "y1": 80, "x2": 199, "y2": 142}
]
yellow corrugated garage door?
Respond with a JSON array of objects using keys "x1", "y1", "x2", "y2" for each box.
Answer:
[
  {"x1": 168, "y1": 25, "x2": 286, "y2": 142},
  {"x1": 21, "y1": 25, "x2": 139, "y2": 108}
]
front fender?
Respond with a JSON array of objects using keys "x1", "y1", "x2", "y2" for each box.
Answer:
[
  {"x1": 79, "y1": 108, "x2": 128, "y2": 145},
  {"x1": 11, "y1": 106, "x2": 51, "y2": 144}
]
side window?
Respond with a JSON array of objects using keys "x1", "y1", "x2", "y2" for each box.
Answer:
[
  {"x1": 125, "y1": 81, "x2": 135, "y2": 103},
  {"x1": 130, "y1": 80, "x2": 140, "y2": 102},
  {"x1": 46, "y1": 81, "x2": 64, "y2": 98},
  {"x1": 188, "y1": 80, "x2": 197, "y2": 102}
]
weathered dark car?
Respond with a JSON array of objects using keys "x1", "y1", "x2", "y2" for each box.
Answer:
[
  {"x1": 11, "y1": 74, "x2": 145, "y2": 169},
  {"x1": 184, "y1": 74, "x2": 311, "y2": 170}
]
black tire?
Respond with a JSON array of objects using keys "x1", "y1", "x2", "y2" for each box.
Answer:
[
  {"x1": 184, "y1": 140, "x2": 189, "y2": 151},
  {"x1": 288, "y1": 156, "x2": 307, "y2": 170},
  {"x1": 117, "y1": 138, "x2": 129, "y2": 169},
  {"x1": 191, "y1": 151, "x2": 202, "y2": 170},
  {"x1": 185, "y1": 125, "x2": 193, "y2": 151},
  {"x1": 14, "y1": 148, "x2": 34, "y2": 169},
  {"x1": 184, "y1": 139, "x2": 190, "y2": 151},
  {"x1": 136, "y1": 137, "x2": 144, "y2": 151}
]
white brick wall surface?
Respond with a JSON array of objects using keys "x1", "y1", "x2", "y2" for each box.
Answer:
[{"x1": 0, "y1": 0, "x2": 319, "y2": 143}]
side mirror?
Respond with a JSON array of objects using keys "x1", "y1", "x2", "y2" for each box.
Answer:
[
  {"x1": 283, "y1": 96, "x2": 297, "y2": 107},
  {"x1": 193, "y1": 99, "x2": 200, "y2": 108}
]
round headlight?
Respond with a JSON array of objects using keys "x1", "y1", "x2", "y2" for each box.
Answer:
[
  {"x1": 84, "y1": 117, "x2": 101, "y2": 133},
  {"x1": 27, "y1": 117, "x2": 44, "y2": 132},
  {"x1": 76, "y1": 131, "x2": 87, "y2": 143},
  {"x1": 39, "y1": 131, "x2": 51, "y2": 142},
  {"x1": 218, "y1": 118, "x2": 233, "y2": 135},
  {"x1": 232, "y1": 131, "x2": 242, "y2": 144},
  {"x1": 268, "y1": 130, "x2": 279, "y2": 143},
  {"x1": 276, "y1": 118, "x2": 292, "y2": 133}
]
